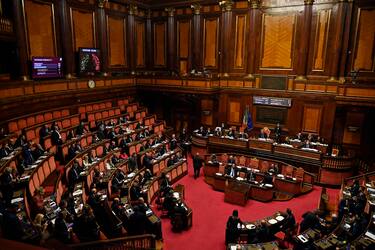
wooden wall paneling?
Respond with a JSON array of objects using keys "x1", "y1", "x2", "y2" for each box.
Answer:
[
  {"x1": 146, "y1": 10, "x2": 153, "y2": 69},
  {"x1": 260, "y1": 12, "x2": 296, "y2": 70},
  {"x1": 352, "y1": 8, "x2": 375, "y2": 72},
  {"x1": 70, "y1": 8, "x2": 95, "y2": 51},
  {"x1": 232, "y1": 12, "x2": 247, "y2": 71},
  {"x1": 343, "y1": 111, "x2": 365, "y2": 145},
  {"x1": 24, "y1": 0, "x2": 56, "y2": 58},
  {"x1": 58, "y1": 0, "x2": 74, "y2": 77},
  {"x1": 309, "y1": 8, "x2": 331, "y2": 74},
  {"x1": 327, "y1": 1, "x2": 346, "y2": 81},
  {"x1": 302, "y1": 104, "x2": 323, "y2": 134},
  {"x1": 166, "y1": 8, "x2": 176, "y2": 72},
  {"x1": 203, "y1": 16, "x2": 219, "y2": 69},
  {"x1": 295, "y1": 1, "x2": 313, "y2": 79},
  {"x1": 191, "y1": 4, "x2": 202, "y2": 71},
  {"x1": 201, "y1": 98, "x2": 213, "y2": 126},
  {"x1": 153, "y1": 21, "x2": 166, "y2": 67},
  {"x1": 135, "y1": 18, "x2": 146, "y2": 68},
  {"x1": 339, "y1": 0, "x2": 354, "y2": 79},
  {"x1": 107, "y1": 15, "x2": 126, "y2": 67},
  {"x1": 227, "y1": 98, "x2": 241, "y2": 125},
  {"x1": 97, "y1": 4, "x2": 108, "y2": 74},
  {"x1": 13, "y1": 0, "x2": 30, "y2": 79},
  {"x1": 220, "y1": 2, "x2": 233, "y2": 76},
  {"x1": 177, "y1": 18, "x2": 191, "y2": 75},
  {"x1": 127, "y1": 5, "x2": 136, "y2": 72},
  {"x1": 247, "y1": 2, "x2": 261, "y2": 78}
]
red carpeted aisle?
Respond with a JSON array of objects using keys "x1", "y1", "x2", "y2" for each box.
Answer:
[{"x1": 156, "y1": 155, "x2": 339, "y2": 250}]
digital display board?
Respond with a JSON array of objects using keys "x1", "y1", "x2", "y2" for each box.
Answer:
[
  {"x1": 253, "y1": 96, "x2": 292, "y2": 107},
  {"x1": 32, "y1": 57, "x2": 63, "y2": 79},
  {"x1": 79, "y1": 48, "x2": 100, "y2": 76}
]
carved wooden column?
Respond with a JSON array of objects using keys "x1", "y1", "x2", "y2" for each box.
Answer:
[
  {"x1": 97, "y1": 0, "x2": 108, "y2": 76},
  {"x1": 128, "y1": 4, "x2": 137, "y2": 74},
  {"x1": 328, "y1": 0, "x2": 347, "y2": 82},
  {"x1": 339, "y1": 0, "x2": 354, "y2": 81},
  {"x1": 246, "y1": 0, "x2": 261, "y2": 79},
  {"x1": 219, "y1": 0, "x2": 233, "y2": 77},
  {"x1": 12, "y1": 0, "x2": 29, "y2": 80},
  {"x1": 296, "y1": 0, "x2": 314, "y2": 80},
  {"x1": 165, "y1": 7, "x2": 176, "y2": 74},
  {"x1": 58, "y1": 0, "x2": 74, "y2": 78},
  {"x1": 191, "y1": 3, "x2": 202, "y2": 71},
  {"x1": 146, "y1": 9, "x2": 153, "y2": 69}
]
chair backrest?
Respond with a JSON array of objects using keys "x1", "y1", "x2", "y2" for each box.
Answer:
[{"x1": 250, "y1": 158, "x2": 259, "y2": 169}]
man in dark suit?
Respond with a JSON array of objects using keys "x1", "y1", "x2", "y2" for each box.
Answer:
[
  {"x1": 51, "y1": 125, "x2": 63, "y2": 145},
  {"x1": 274, "y1": 123, "x2": 282, "y2": 143},
  {"x1": 127, "y1": 205, "x2": 151, "y2": 235},
  {"x1": 130, "y1": 181, "x2": 142, "y2": 201},
  {"x1": 2, "y1": 203, "x2": 25, "y2": 240},
  {"x1": 1, "y1": 167, "x2": 15, "y2": 206},
  {"x1": 142, "y1": 152, "x2": 154, "y2": 171},
  {"x1": 170, "y1": 134, "x2": 178, "y2": 151},
  {"x1": 193, "y1": 152, "x2": 203, "y2": 179},
  {"x1": 128, "y1": 153, "x2": 138, "y2": 172},
  {"x1": 76, "y1": 121, "x2": 87, "y2": 136}
]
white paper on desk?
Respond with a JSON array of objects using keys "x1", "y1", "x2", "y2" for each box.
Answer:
[
  {"x1": 35, "y1": 159, "x2": 42, "y2": 164},
  {"x1": 73, "y1": 190, "x2": 83, "y2": 196},
  {"x1": 366, "y1": 183, "x2": 372, "y2": 187},
  {"x1": 297, "y1": 235, "x2": 308, "y2": 243},
  {"x1": 215, "y1": 173, "x2": 222, "y2": 176},
  {"x1": 40, "y1": 155, "x2": 48, "y2": 159},
  {"x1": 265, "y1": 184, "x2": 273, "y2": 188},
  {"x1": 365, "y1": 231, "x2": 375, "y2": 241},
  {"x1": 127, "y1": 173, "x2": 135, "y2": 178},
  {"x1": 20, "y1": 175, "x2": 30, "y2": 180},
  {"x1": 11, "y1": 197, "x2": 24, "y2": 204}
]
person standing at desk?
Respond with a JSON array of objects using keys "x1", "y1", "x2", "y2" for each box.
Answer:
[
  {"x1": 225, "y1": 210, "x2": 243, "y2": 245},
  {"x1": 274, "y1": 123, "x2": 282, "y2": 143},
  {"x1": 193, "y1": 152, "x2": 203, "y2": 179}
]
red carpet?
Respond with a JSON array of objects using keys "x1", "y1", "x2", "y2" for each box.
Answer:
[{"x1": 156, "y1": 156, "x2": 339, "y2": 250}]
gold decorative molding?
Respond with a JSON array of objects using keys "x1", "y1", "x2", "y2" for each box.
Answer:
[
  {"x1": 129, "y1": 4, "x2": 138, "y2": 15},
  {"x1": 248, "y1": 0, "x2": 261, "y2": 9},
  {"x1": 219, "y1": 0, "x2": 234, "y2": 12},
  {"x1": 165, "y1": 7, "x2": 175, "y2": 17},
  {"x1": 97, "y1": 0, "x2": 108, "y2": 9},
  {"x1": 191, "y1": 3, "x2": 201, "y2": 15},
  {"x1": 304, "y1": 0, "x2": 314, "y2": 5},
  {"x1": 295, "y1": 75, "x2": 307, "y2": 81}
]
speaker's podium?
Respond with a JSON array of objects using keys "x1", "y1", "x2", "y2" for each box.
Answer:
[{"x1": 224, "y1": 179, "x2": 250, "y2": 206}]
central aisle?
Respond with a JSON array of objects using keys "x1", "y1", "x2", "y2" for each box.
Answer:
[{"x1": 158, "y1": 156, "x2": 339, "y2": 250}]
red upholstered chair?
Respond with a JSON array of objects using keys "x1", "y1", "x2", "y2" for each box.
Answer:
[
  {"x1": 8, "y1": 121, "x2": 18, "y2": 133},
  {"x1": 239, "y1": 156, "x2": 246, "y2": 166},
  {"x1": 284, "y1": 165, "x2": 294, "y2": 177},
  {"x1": 221, "y1": 154, "x2": 228, "y2": 163},
  {"x1": 71, "y1": 116, "x2": 79, "y2": 126},
  {"x1": 93, "y1": 104, "x2": 100, "y2": 111},
  {"x1": 44, "y1": 112, "x2": 53, "y2": 121},
  {"x1": 17, "y1": 119, "x2": 27, "y2": 132},
  {"x1": 102, "y1": 111, "x2": 109, "y2": 119},
  {"x1": 250, "y1": 158, "x2": 259, "y2": 169},
  {"x1": 295, "y1": 167, "x2": 304, "y2": 181},
  {"x1": 96, "y1": 146, "x2": 104, "y2": 157},
  {"x1": 27, "y1": 117, "x2": 36, "y2": 127},
  {"x1": 105, "y1": 101, "x2": 112, "y2": 108},
  {"x1": 48, "y1": 157, "x2": 56, "y2": 173},
  {"x1": 53, "y1": 111, "x2": 61, "y2": 119},
  {"x1": 108, "y1": 109, "x2": 114, "y2": 117},
  {"x1": 99, "y1": 103, "x2": 106, "y2": 110},
  {"x1": 62, "y1": 109, "x2": 69, "y2": 117},
  {"x1": 86, "y1": 105, "x2": 93, "y2": 112},
  {"x1": 36, "y1": 114, "x2": 44, "y2": 124},
  {"x1": 260, "y1": 161, "x2": 269, "y2": 173}
]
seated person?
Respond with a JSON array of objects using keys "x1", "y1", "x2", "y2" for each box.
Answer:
[
  {"x1": 76, "y1": 121, "x2": 87, "y2": 136},
  {"x1": 33, "y1": 187, "x2": 46, "y2": 214},
  {"x1": 281, "y1": 208, "x2": 296, "y2": 233},
  {"x1": 1, "y1": 203, "x2": 26, "y2": 241},
  {"x1": 159, "y1": 173, "x2": 171, "y2": 196},
  {"x1": 210, "y1": 154, "x2": 219, "y2": 164},
  {"x1": 262, "y1": 172, "x2": 273, "y2": 185},
  {"x1": 127, "y1": 205, "x2": 151, "y2": 236},
  {"x1": 51, "y1": 125, "x2": 63, "y2": 146},
  {"x1": 246, "y1": 170, "x2": 255, "y2": 182},
  {"x1": 55, "y1": 210, "x2": 75, "y2": 244},
  {"x1": 141, "y1": 169, "x2": 153, "y2": 185},
  {"x1": 130, "y1": 180, "x2": 142, "y2": 201},
  {"x1": 299, "y1": 211, "x2": 320, "y2": 233},
  {"x1": 227, "y1": 128, "x2": 236, "y2": 138},
  {"x1": 82, "y1": 155, "x2": 90, "y2": 168},
  {"x1": 225, "y1": 210, "x2": 242, "y2": 245},
  {"x1": 33, "y1": 213, "x2": 52, "y2": 245},
  {"x1": 22, "y1": 141, "x2": 35, "y2": 166},
  {"x1": 268, "y1": 164, "x2": 279, "y2": 175},
  {"x1": 167, "y1": 155, "x2": 176, "y2": 167},
  {"x1": 256, "y1": 220, "x2": 271, "y2": 243},
  {"x1": 225, "y1": 164, "x2": 236, "y2": 178},
  {"x1": 111, "y1": 198, "x2": 125, "y2": 219},
  {"x1": 73, "y1": 205, "x2": 101, "y2": 242},
  {"x1": 1, "y1": 167, "x2": 15, "y2": 206},
  {"x1": 198, "y1": 126, "x2": 207, "y2": 136},
  {"x1": 259, "y1": 129, "x2": 266, "y2": 139},
  {"x1": 171, "y1": 200, "x2": 189, "y2": 231},
  {"x1": 128, "y1": 153, "x2": 138, "y2": 172}
]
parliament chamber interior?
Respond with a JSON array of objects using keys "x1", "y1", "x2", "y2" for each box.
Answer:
[{"x1": 1, "y1": 0, "x2": 375, "y2": 249}]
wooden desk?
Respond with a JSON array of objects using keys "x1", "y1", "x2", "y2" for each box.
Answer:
[
  {"x1": 224, "y1": 179, "x2": 250, "y2": 206},
  {"x1": 213, "y1": 174, "x2": 227, "y2": 191},
  {"x1": 204, "y1": 162, "x2": 220, "y2": 185},
  {"x1": 274, "y1": 177, "x2": 301, "y2": 195},
  {"x1": 209, "y1": 136, "x2": 248, "y2": 150},
  {"x1": 248, "y1": 138, "x2": 273, "y2": 153},
  {"x1": 249, "y1": 184, "x2": 274, "y2": 202},
  {"x1": 273, "y1": 144, "x2": 322, "y2": 161}
]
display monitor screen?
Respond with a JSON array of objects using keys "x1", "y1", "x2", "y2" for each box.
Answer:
[
  {"x1": 78, "y1": 48, "x2": 101, "y2": 76},
  {"x1": 32, "y1": 57, "x2": 63, "y2": 79}
]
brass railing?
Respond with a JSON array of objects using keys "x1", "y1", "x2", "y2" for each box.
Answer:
[{"x1": 69, "y1": 234, "x2": 157, "y2": 250}]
